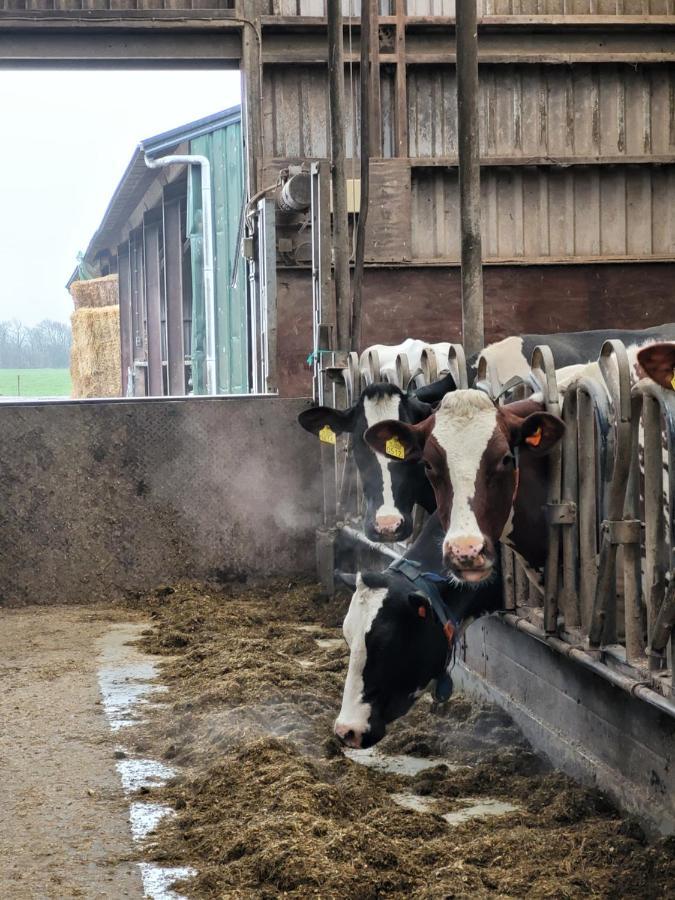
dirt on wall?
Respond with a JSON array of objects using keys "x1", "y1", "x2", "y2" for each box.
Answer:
[{"x1": 125, "y1": 579, "x2": 675, "y2": 899}]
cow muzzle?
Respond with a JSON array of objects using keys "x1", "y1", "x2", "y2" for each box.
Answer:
[
  {"x1": 443, "y1": 535, "x2": 492, "y2": 583},
  {"x1": 373, "y1": 513, "x2": 404, "y2": 538},
  {"x1": 334, "y1": 722, "x2": 363, "y2": 749}
]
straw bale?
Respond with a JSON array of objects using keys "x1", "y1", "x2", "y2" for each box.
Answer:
[
  {"x1": 70, "y1": 274, "x2": 119, "y2": 310},
  {"x1": 70, "y1": 306, "x2": 122, "y2": 399}
]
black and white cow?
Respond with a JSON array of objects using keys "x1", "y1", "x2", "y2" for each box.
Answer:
[
  {"x1": 334, "y1": 512, "x2": 503, "y2": 749},
  {"x1": 298, "y1": 374, "x2": 455, "y2": 541}
]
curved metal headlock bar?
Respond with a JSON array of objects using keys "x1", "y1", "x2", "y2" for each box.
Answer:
[
  {"x1": 475, "y1": 349, "x2": 501, "y2": 399},
  {"x1": 588, "y1": 340, "x2": 635, "y2": 648},
  {"x1": 632, "y1": 379, "x2": 675, "y2": 672},
  {"x1": 560, "y1": 374, "x2": 613, "y2": 636},
  {"x1": 420, "y1": 345, "x2": 440, "y2": 385},
  {"x1": 395, "y1": 351, "x2": 412, "y2": 392},
  {"x1": 529, "y1": 345, "x2": 563, "y2": 634},
  {"x1": 447, "y1": 344, "x2": 469, "y2": 390}
]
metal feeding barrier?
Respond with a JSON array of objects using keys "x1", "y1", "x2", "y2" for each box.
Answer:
[{"x1": 315, "y1": 338, "x2": 675, "y2": 718}]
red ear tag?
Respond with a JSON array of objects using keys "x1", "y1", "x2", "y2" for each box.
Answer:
[
  {"x1": 418, "y1": 605, "x2": 427, "y2": 619},
  {"x1": 525, "y1": 426, "x2": 542, "y2": 447}
]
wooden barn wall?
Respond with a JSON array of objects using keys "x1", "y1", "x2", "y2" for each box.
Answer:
[
  {"x1": 411, "y1": 166, "x2": 675, "y2": 261},
  {"x1": 407, "y1": 64, "x2": 675, "y2": 161},
  {"x1": 276, "y1": 264, "x2": 675, "y2": 396},
  {"x1": 255, "y1": 1, "x2": 674, "y2": 15},
  {"x1": 0, "y1": 0, "x2": 233, "y2": 8}
]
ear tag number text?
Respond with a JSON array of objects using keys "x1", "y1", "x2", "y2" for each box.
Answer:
[
  {"x1": 319, "y1": 425, "x2": 336, "y2": 445},
  {"x1": 386, "y1": 436, "x2": 406, "y2": 459}
]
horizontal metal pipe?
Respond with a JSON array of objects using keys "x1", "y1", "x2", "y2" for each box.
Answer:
[
  {"x1": 338, "y1": 525, "x2": 403, "y2": 564},
  {"x1": 502, "y1": 612, "x2": 675, "y2": 720}
]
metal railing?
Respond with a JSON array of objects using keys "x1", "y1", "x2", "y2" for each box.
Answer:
[{"x1": 315, "y1": 338, "x2": 675, "y2": 716}]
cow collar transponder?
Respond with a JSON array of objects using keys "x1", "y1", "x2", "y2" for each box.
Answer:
[{"x1": 385, "y1": 557, "x2": 459, "y2": 647}]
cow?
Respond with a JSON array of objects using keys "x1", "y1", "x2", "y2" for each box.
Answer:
[
  {"x1": 365, "y1": 390, "x2": 565, "y2": 583},
  {"x1": 637, "y1": 342, "x2": 675, "y2": 392},
  {"x1": 474, "y1": 324, "x2": 675, "y2": 389},
  {"x1": 334, "y1": 512, "x2": 503, "y2": 749},
  {"x1": 298, "y1": 374, "x2": 455, "y2": 541}
]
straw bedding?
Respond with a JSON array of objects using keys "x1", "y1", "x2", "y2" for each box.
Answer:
[
  {"x1": 123, "y1": 580, "x2": 675, "y2": 899},
  {"x1": 70, "y1": 274, "x2": 120, "y2": 310}
]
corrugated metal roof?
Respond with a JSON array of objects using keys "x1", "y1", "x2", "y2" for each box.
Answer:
[{"x1": 68, "y1": 106, "x2": 241, "y2": 287}]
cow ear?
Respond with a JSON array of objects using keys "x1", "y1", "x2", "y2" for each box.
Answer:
[
  {"x1": 637, "y1": 342, "x2": 675, "y2": 391},
  {"x1": 297, "y1": 404, "x2": 358, "y2": 436},
  {"x1": 408, "y1": 592, "x2": 431, "y2": 620},
  {"x1": 335, "y1": 571, "x2": 357, "y2": 589},
  {"x1": 413, "y1": 371, "x2": 457, "y2": 407},
  {"x1": 364, "y1": 419, "x2": 426, "y2": 462},
  {"x1": 515, "y1": 412, "x2": 565, "y2": 456}
]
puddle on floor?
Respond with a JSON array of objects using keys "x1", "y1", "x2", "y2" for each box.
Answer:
[
  {"x1": 442, "y1": 798, "x2": 520, "y2": 827},
  {"x1": 98, "y1": 623, "x2": 194, "y2": 900},
  {"x1": 390, "y1": 792, "x2": 440, "y2": 814},
  {"x1": 345, "y1": 746, "x2": 465, "y2": 776},
  {"x1": 98, "y1": 623, "x2": 168, "y2": 731}
]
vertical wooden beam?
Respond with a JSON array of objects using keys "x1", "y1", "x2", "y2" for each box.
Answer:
[
  {"x1": 240, "y1": 0, "x2": 264, "y2": 197},
  {"x1": 144, "y1": 219, "x2": 164, "y2": 397},
  {"x1": 369, "y1": 0, "x2": 381, "y2": 158},
  {"x1": 117, "y1": 241, "x2": 132, "y2": 397},
  {"x1": 327, "y1": 0, "x2": 352, "y2": 350},
  {"x1": 129, "y1": 228, "x2": 147, "y2": 396},
  {"x1": 163, "y1": 197, "x2": 186, "y2": 396},
  {"x1": 456, "y1": 0, "x2": 484, "y2": 358},
  {"x1": 394, "y1": 0, "x2": 408, "y2": 157},
  {"x1": 351, "y1": 0, "x2": 372, "y2": 352}
]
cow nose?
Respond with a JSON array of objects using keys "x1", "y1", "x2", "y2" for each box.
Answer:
[
  {"x1": 443, "y1": 535, "x2": 485, "y2": 565},
  {"x1": 375, "y1": 514, "x2": 403, "y2": 536},
  {"x1": 334, "y1": 723, "x2": 363, "y2": 748}
]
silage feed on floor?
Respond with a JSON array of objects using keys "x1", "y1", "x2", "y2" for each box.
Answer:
[{"x1": 126, "y1": 580, "x2": 675, "y2": 899}]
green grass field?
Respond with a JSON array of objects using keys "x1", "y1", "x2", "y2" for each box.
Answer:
[{"x1": 0, "y1": 368, "x2": 71, "y2": 398}]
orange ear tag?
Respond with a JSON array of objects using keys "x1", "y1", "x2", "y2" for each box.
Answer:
[
  {"x1": 385, "y1": 436, "x2": 406, "y2": 459},
  {"x1": 525, "y1": 426, "x2": 542, "y2": 448},
  {"x1": 319, "y1": 425, "x2": 336, "y2": 445},
  {"x1": 417, "y1": 605, "x2": 427, "y2": 619},
  {"x1": 670, "y1": 368, "x2": 675, "y2": 390}
]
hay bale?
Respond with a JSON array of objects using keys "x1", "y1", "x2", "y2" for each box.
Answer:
[
  {"x1": 70, "y1": 274, "x2": 119, "y2": 310},
  {"x1": 70, "y1": 306, "x2": 122, "y2": 398}
]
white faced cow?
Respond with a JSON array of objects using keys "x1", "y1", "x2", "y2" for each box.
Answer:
[{"x1": 365, "y1": 390, "x2": 565, "y2": 583}]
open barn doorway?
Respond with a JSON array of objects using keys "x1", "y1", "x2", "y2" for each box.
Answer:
[{"x1": 0, "y1": 67, "x2": 250, "y2": 401}]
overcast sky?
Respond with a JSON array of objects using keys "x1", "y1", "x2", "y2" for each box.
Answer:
[{"x1": 0, "y1": 70, "x2": 241, "y2": 326}]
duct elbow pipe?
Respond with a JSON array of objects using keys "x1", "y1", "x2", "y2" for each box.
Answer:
[{"x1": 143, "y1": 152, "x2": 216, "y2": 396}]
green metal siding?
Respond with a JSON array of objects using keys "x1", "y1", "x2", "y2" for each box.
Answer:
[{"x1": 190, "y1": 120, "x2": 248, "y2": 395}]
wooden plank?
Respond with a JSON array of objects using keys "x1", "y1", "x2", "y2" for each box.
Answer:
[
  {"x1": 394, "y1": 0, "x2": 408, "y2": 155},
  {"x1": 143, "y1": 219, "x2": 164, "y2": 397},
  {"x1": 365, "y1": 158, "x2": 412, "y2": 260},
  {"x1": 163, "y1": 197, "x2": 186, "y2": 396}
]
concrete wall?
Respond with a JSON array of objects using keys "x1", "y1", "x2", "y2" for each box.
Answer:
[
  {"x1": 0, "y1": 396, "x2": 321, "y2": 606},
  {"x1": 456, "y1": 616, "x2": 675, "y2": 837}
]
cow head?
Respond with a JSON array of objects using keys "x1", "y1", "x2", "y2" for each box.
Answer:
[
  {"x1": 298, "y1": 375, "x2": 456, "y2": 541},
  {"x1": 365, "y1": 389, "x2": 564, "y2": 583},
  {"x1": 637, "y1": 342, "x2": 675, "y2": 391},
  {"x1": 334, "y1": 572, "x2": 451, "y2": 748}
]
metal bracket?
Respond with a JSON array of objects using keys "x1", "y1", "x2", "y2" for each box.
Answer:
[
  {"x1": 547, "y1": 502, "x2": 576, "y2": 525},
  {"x1": 603, "y1": 519, "x2": 641, "y2": 545}
]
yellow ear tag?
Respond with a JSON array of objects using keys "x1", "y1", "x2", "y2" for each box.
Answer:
[
  {"x1": 319, "y1": 425, "x2": 336, "y2": 445},
  {"x1": 525, "y1": 426, "x2": 543, "y2": 448},
  {"x1": 670, "y1": 369, "x2": 675, "y2": 390},
  {"x1": 385, "y1": 436, "x2": 406, "y2": 459}
]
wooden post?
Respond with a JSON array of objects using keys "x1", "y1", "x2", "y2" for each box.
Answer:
[
  {"x1": 351, "y1": 0, "x2": 373, "y2": 352},
  {"x1": 327, "y1": 0, "x2": 352, "y2": 351},
  {"x1": 455, "y1": 1, "x2": 484, "y2": 359}
]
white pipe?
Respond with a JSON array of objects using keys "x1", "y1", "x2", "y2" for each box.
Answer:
[{"x1": 143, "y1": 152, "x2": 217, "y2": 396}]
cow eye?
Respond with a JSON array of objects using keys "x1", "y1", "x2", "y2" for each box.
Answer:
[
  {"x1": 423, "y1": 460, "x2": 433, "y2": 472},
  {"x1": 502, "y1": 453, "x2": 514, "y2": 468}
]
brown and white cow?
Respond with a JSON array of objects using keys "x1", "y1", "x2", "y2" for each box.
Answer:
[
  {"x1": 637, "y1": 342, "x2": 675, "y2": 392},
  {"x1": 365, "y1": 389, "x2": 565, "y2": 584}
]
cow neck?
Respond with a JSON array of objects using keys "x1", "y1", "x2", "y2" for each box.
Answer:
[{"x1": 384, "y1": 558, "x2": 459, "y2": 651}]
